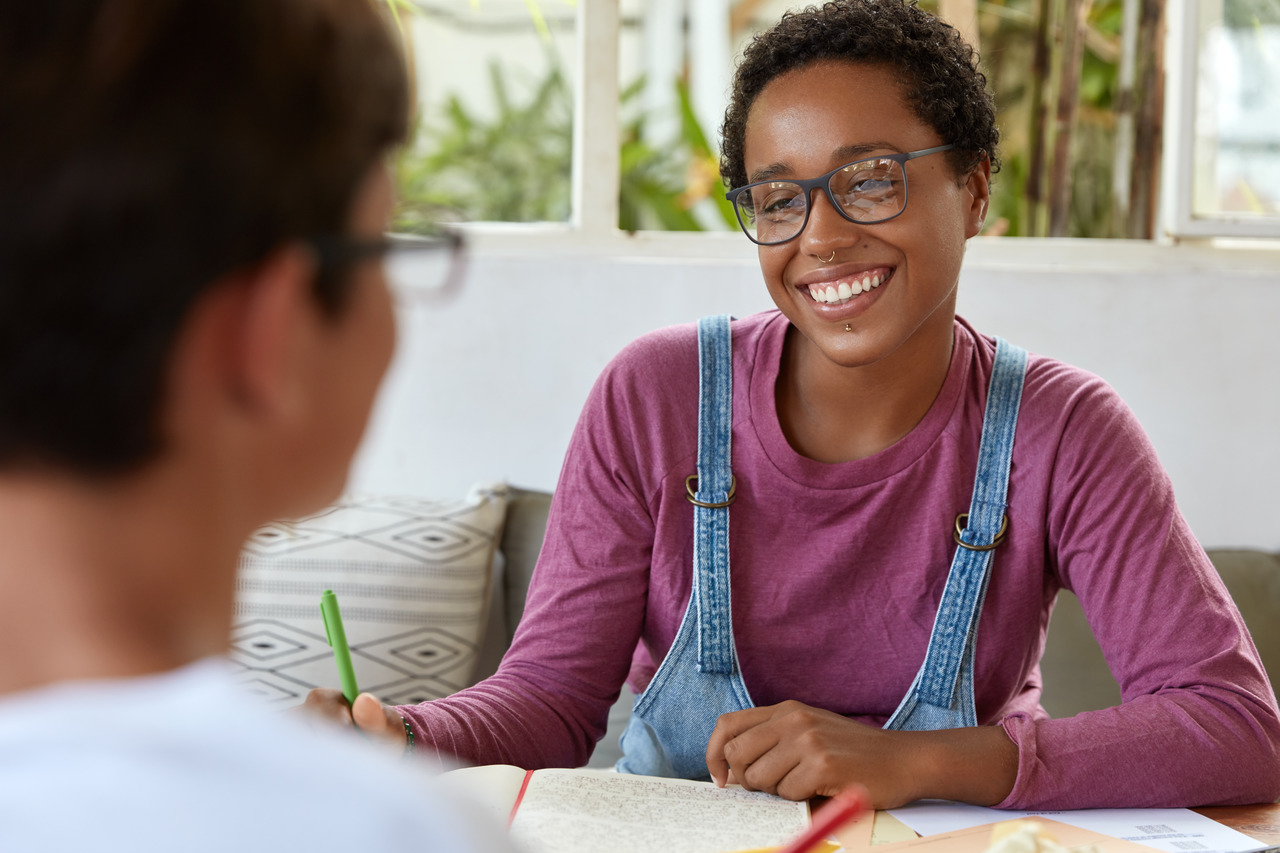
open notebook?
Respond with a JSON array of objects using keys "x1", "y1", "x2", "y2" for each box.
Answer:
[{"x1": 444, "y1": 764, "x2": 812, "y2": 853}]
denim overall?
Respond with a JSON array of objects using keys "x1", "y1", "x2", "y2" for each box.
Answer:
[{"x1": 616, "y1": 314, "x2": 1028, "y2": 779}]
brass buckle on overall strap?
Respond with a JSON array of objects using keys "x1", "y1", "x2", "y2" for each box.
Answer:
[
  {"x1": 953, "y1": 512, "x2": 1009, "y2": 552},
  {"x1": 685, "y1": 475, "x2": 737, "y2": 509}
]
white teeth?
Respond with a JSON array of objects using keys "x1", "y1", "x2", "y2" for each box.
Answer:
[{"x1": 807, "y1": 272, "x2": 888, "y2": 305}]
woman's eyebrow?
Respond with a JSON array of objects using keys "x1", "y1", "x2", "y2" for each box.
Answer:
[
  {"x1": 748, "y1": 162, "x2": 792, "y2": 183},
  {"x1": 833, "y1": 141, "x2": 901, "y2": 161},
  {"x1": 746, "y1": 142, "x2": 904, "y2": 183}
]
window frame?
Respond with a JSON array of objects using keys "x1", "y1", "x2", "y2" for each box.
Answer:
[
  {"x1": 1161, "y1": 0, "x2": 1280, "y2": 240},
  {"x1": 446, "y1": 0, "x2": 1280, "y2": 260}
]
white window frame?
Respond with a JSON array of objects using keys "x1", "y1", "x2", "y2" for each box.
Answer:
[
  {"x1": 451, "y1": 0, "x2": 1279, "y2": 268},
  {"x1": 1161, "y1": 0, "x2": 1280, "y2": 240}
]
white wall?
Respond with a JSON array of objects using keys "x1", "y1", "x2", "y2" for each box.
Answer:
[{"x1": 352, "y1": 237, "x2": 1280, "y2": 551}]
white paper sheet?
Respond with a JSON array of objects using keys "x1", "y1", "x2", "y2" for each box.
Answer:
[{"x1": 887, "y1": 802, "x2": 1269, "y2": 853}]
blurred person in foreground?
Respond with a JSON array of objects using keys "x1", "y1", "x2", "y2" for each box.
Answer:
[{"x1": 0, "y1": 1, "x2": 506, "y2": 849}]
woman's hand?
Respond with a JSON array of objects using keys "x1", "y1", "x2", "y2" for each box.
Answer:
[
  {"x1": 706, "y1": 700, "x2": 919, "y2": 806},
  {"x1": 299, "y1": 688, "x2": 408, "y2": 752},
  {"x1": 705, "y1": 700, "x2": 1017, "y2": 808}
]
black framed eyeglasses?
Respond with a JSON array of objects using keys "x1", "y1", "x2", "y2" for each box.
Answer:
[
  {"x1": 310, "y1": 229, "x2": 466, "y2": 303},
  {"x1": 724, "y1": 144, "x2": 956, "y2": 246}
]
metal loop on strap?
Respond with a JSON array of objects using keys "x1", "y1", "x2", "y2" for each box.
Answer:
[
  {"x1": 685, "y1": 475, "x2": 737, "y2": 509},
  {"x1": 953, "y1": 512, "x2": 1008, "y2": 551}
]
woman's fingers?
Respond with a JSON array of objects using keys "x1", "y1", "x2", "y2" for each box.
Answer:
[
  {"x1": 707, "y1": 704, "x2": 781, "y2": 786},
  {"x1": 298, "y1": 687, "x2": 356, "y2": 726},
  {"x1": 351, "y1": 691, "x2": 408, "y2": 748}
]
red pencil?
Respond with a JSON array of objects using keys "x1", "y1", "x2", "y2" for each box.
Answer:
[{"x1": 775, "y1": 788, "x2": 869, "y2": 853}]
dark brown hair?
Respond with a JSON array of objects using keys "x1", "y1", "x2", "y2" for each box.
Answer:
[
  {"x1": 0, "y1": 0, "x2": 409, "y2": 473},
  {"x1": 720, "y1": 0, "x2": 1000, "y2": 190}
]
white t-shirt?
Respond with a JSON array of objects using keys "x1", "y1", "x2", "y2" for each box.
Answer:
[{"x1": 0, "y1": 658, "x2": 514, "y2": 852}]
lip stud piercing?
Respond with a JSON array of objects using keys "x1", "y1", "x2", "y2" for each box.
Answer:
[{"x1": 845, "y1": 324, "x2": 852, "y2": 331}]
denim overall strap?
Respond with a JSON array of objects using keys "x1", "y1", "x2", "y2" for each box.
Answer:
[
  {"x1": 616, "y1": 314, "x2": 754, "y2": 779},
  {"x1": 693, "y1": 313, "x2": 736, "y2": 674},
  {"x1": 884, "y1": 337, "x2": 1028, "y2": 731}
]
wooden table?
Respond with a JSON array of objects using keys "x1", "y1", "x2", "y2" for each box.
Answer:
[{"x1": 1194, "y1": 803, "x2": 1280, "y2": 847}]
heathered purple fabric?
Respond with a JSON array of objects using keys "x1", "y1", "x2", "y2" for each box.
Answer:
[{"x1": 401, "y1": 310, "x2": 1280, "y2": 808}]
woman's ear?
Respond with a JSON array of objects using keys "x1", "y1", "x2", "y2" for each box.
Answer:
[{"x1": 963, "y1": 155, "x2": 992, "y2": 239}]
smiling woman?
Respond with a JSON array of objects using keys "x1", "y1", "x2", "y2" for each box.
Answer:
[{"x1": 322, "y1": 0, "x2": 1280, "y2": 815}]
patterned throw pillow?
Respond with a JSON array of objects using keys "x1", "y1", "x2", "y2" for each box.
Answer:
[{"x1": 230, "y1": 484, "x2": 508, "y2": 707}]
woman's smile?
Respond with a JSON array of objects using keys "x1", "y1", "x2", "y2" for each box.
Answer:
[{"x1": 797, "y1": 264, "x2": 894, "y2": 305}]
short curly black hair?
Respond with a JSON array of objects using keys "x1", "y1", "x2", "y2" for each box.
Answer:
[{"x1": 720, "y1": 0, "x2": 1000, "y2": 190}]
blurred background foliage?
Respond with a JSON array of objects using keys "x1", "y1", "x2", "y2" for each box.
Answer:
[
  {"x1": 927, "y1": 0, "x2": 1144, "y2": 238},
  {"x1": 394, "y1": 60, "x2": 574, "y2": 228},
  {"x1": 392, "y1": 57, "x2": 736, "y2": 234}
]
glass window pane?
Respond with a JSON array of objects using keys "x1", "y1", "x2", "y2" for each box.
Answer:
[
  {"x1": 616, "y1": 0, "x2": 735, "y2": 233},
  {"x1": 1193, "y1": 0, "x2": 1280, "y2": 219},
  {"x1": 394, "y1": 1, "x2": 578, "y2": 230}
]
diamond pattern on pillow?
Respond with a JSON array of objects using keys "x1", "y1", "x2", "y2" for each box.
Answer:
[{"x1": 230, "y1": 484, "x2": 508, "y2": 706}]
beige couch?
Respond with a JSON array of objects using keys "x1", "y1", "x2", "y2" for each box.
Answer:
[{"x1": 478, "y1": 488, "x2": 1280, "y2": 766}]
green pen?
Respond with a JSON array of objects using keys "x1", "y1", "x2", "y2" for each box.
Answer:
[{"x1": 320, "y1": 589, "x2": 359, "y2": 706}]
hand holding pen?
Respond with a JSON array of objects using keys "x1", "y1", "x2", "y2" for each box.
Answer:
[{"x1": 302, "y1": 590, "x2": 411, "y2": 752}]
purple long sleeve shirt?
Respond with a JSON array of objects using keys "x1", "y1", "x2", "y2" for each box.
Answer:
[{"x1": 402, "y1": 311, "x2": 1280, "y2": 808}]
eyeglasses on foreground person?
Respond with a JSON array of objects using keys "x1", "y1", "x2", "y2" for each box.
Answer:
[{"x1": 310, "y1": 227, "x2": 467, "y2": 303}]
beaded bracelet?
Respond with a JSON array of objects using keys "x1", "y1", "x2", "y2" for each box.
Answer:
[{"x1": 401, "y1": 715, "x2": 415, "y2": 755}]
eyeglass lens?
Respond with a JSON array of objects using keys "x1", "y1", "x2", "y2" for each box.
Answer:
[
  {"x1": 734, "y1": 157, "x2": 907, "y2": 245},
  {"x1": 383, "y1": 232, "x2": 466, "y2": 304}
]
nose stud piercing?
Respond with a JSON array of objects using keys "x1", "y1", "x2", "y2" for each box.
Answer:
[{"x1": 820, "y1": 250, "x2": 836, "y2": 263}]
